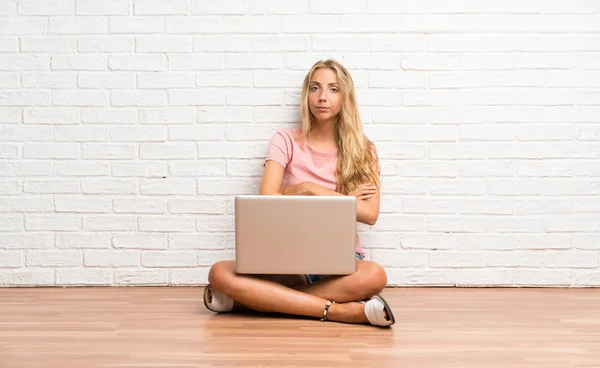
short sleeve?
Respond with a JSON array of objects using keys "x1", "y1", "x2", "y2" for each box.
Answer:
[{"x1": 265, "y1": 130, "x2": 292, "y2": 168}]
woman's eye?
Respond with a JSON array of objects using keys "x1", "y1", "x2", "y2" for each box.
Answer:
[
  {"x1": 331, "y1": 88, "x2": 338, "y2": 93},
  {"x1": 311, "y1": 86, "x2": 319, "y2": 91}
]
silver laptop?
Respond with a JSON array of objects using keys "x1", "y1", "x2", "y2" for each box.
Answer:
[{"x1": 234, "y1": 195, "x2": 357, "y2": 275}]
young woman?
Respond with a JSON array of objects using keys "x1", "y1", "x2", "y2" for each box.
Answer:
[{"x1": 203, "y1": 59, "x2": 395, "y2": 327}]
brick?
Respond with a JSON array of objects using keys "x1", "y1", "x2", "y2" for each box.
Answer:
[
  {"x1": 0, "y1": 72, "x2": 18, "y2": 88},
  {"x1": 109, "y1": 55, "x2": 165, "y2": 71},
  {"x1": 82, "y1": 143, "x2": 136, "y2": 159},
  {"x1": 400, "y1": 269, "x2": 456, "y2": 286},
  {"x1": 169, "y1": 160, "x2": 226, "y2": 177},
  {"x1": 168, "y1": 198, "x2": 227, "y2": 214},
  {"x1": 140, "y1": 107, "x2": 195, "y2": 124},
  {"x1": 111, "y1": 90, "x2": 166, "y2": 107},
  {"x1": 572, "y1": 271, "x2": 600, "y2": 287},
  {"x1": 0, "y1": 180, "x2": 22, "y2": 195},
  {"x1": 135, "y1": 36, "x2": 192, "y2": 53},
  {"x1": 141, "y1": 251, "x2": 196, "y2": 267},
  {"x1": 84, "y1": 250, "x2": 139, "y2": 267},
  {"x1": 402, "y1": 198, "x2": 456, "y2": 214},
  {"x1": 134, "y1": 0, "x2": 189, "y2": 15},
  {"x1": 24, "y1": 179, "x2": 80, "y2": 194},
  {"x1": 430, "y1": 251, "x2": 486, "y2": 268},
  {"x1": 198, "y1": 107, "x2": 253, "y2": 123},
  {"x1": 197, "y1": 178, "x2": 259, "y2": 195},
  {"x1": 54, "y1": 126, "x2": 109, "y2": 142},
  {"x1": 82, "y1": 215, "x2": 137, "y2": 231},
  {"x1": 26, "y1": 215, "x2": 80, "y2": 231},
  {"x1": 1, "y1": 125, "x2": 51, "y2": 142},
  {"x1": 0, "y1": 144, "x2": 18, "y2": 158},
  {"x1": 371, "y1": 249, "x2": 428, "y2": 267},
  {"x1": 112, "y1": 161, "x2": 168, "y2": 178},
  {"x1": 0, "y1": 1, "x2": 17, "y2": 15},
  {"x1": 429, "y1": 179, "x2": 487, "y2": 195},
  {"x1": 195, "y1": 215, "x2": 234, "y2": 232},
  {"x1": 24, "y1": 107, "x2": 79, "y2": 124},
  {"x1": 110, "y1": 126, "x2": 167, "y2": 142},
  {"x1": 169, "y1": 233, "x2": 232, "y2": 249},
  {"x1": 0, "y1": 251, "x2": 22, "y2": 267},
  {"x1": 193, "y1": 36, "x2": 252, "y2": 52},
  {"x1": 56, "y1": 233, "x2": 112, "y2": 249},
  {"x1": 197, "y1": 142, "x2": 254, "y2": 159},
  {"x1": 2, "y1": 234, "x2": 53, "y2": 249},
  {"x1": 249, "y1": 0, "x2": 307, "y2": 14},
  {"x1": 139, "y1": 179, "x2": 196, "y2": 195},
  {"x1": 0, "y1": 17, "x2": 47, "y2": 35},
  {"x1": 169, "y1": 15, "x2": 280, "y2": 33},
  {"x1": 487, "y1": 251, "x2": 544, "y2": 267},
  {"x1": 170, "y1": 267, "x2": 209, "y2": 285},
  {"x1": 0, "y1": 270, "x2": 55, "y2": 286},
  {"x1": 514, "y1": 270, "x2": 571, "y2": 286},
  {"x1": 543, "y1": 251, "x2": 599, "y2": 268},
  {"x1": 81, "y1": 178, "x2": 136, "y2": 194},
  {"x1": 23, "y1": 143, "x2": 79, "y2": 159},
  {"x1": 26, "y1": 250, "x2": 82, "y2": 267},
  {"x1": 53, "y1": 90, "x2": 109, "y2": 106},
  {"x1": 114, "y1": 269, "x2": 168, "y2": 285},
  {"x1": 168, "y1": 89, "x2": 225, "y2": 106},
  {"x1": 77, "y1": 0, "x2": 130, "y2": 15},
  {"x1": 192, "y1": 0, "x2": 247, "y2": 14},
  {"x1": 226, "y1": 159, "x2": 264, "y2": 177},
  {"x1": 0, "y1": 91, "x2": 51, "y2": 106},
  {"x1": 167, "y1": 54, "x2": 223, "y2": 70},
  {"x1": 225, "y1": 54, "x2": 283, "y2": 69},
  {"x1": 20, "y1": 36, "x2": 77, "y2": 53},
  {"x1": 197, "y1": 250, "x2": 234, "y2": 266},
  {"x1": 0, "y1": 162, "x2": 51, "y2": 177},
  {"x1": 79, "y1": 36, "x2": 133, "y2": 52},
  {"x1": 56, "y1": 269, "x2": 112, "y2": 285},
  {"x1": 55, "y1": 196, "x2": 111, "y2": 213},
  {"x1": 54, "y1": 161, "x2": 110, "y2": 177},
  {"x1": 113, "y1": 233, "x2": 168, "y2": 249},
  {"x1": 0, "y1": 197, "x2": 53, "y2": 213},
  {"x1": 456, "y1": 269, "x2": 513, "y2": 286},
  {"x1": 139, "y1": 216, "x2": 196, "y2": 232},
  {"x1": 138, "y1": 72, "x2": 194, "y2": 89},
  {"x1": 427, "y1": 217, "x2": 485, "y2": 233},
  {"x1": 78, "y1": 72, "x2": 135, "y2": 89},
  {"x1": 573, "y1": 197, "x2": 600, "y2": 214},
  {"x1": 109, "y1": 16, "x2": 166, "y2": 33},
  {"x1": 140, "y1": 143, "x2": 196, "y2": 159},
  {"x1": 170, "y1": 124, "x2": 225, "y2": 141},
  {"x1": 49, "y1": 16, "x2": 107, "y2": 34}
]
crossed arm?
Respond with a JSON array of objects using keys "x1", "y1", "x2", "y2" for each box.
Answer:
[{"x1": 259, "y1": 160, "x2": 380, "y2": 226}]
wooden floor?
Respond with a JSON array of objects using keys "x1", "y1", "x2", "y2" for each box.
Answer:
[{"x1": 0, "y1": 287, "x2": 599, "y2": 368}]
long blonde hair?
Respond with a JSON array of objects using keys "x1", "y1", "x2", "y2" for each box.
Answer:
[{"x1": 299, "y1": 59, "x2": 380, "y2": 194}]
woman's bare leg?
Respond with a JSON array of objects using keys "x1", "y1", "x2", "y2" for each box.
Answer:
[
  {"x1": 293, "y1": 260, "x2": 387, "y2": 302},
  {"x1": 207, "y1": 259, "x2": 388, "y2": 324}
]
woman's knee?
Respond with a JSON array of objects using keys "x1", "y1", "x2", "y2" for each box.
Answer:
[
  {"x1": 207, "y1": 260, "x2": 236, "y2": 292},
  {"x1": 356, "y1": 262, "x2": 388, "y2": 298}
]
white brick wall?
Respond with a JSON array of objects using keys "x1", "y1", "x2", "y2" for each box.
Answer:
[{"x1": 1, "y1": 0, "x2": 599, "y2": 288}]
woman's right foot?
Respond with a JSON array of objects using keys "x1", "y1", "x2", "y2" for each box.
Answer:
[{"x1": 203, "y1": 284, "x2": 234, "y2": 313}]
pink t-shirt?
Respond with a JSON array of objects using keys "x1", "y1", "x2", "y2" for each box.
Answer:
[{"x1": 265, "y1": 128, "x2": 363, "y2": 255}]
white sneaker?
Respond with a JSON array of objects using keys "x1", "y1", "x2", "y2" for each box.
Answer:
[
  {"x1": 361, "y1": 295, "x2": 395, "y2": 327},
  {"x1": 203, "y1": 284, "x2": 234, "y2": 313}
]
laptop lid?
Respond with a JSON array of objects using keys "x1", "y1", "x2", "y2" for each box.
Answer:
[{"x1": 234, "y1": 195, "x2": 357, "y2": 275}]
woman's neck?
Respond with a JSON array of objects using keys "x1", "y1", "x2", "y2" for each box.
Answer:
[{"x1": 308, "y1": 120, "x2": 337, "y2": 152}]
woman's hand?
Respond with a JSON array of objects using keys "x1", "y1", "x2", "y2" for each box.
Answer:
[{"x1": 348, "y1": 184, "x2": 377, "y2": 200}]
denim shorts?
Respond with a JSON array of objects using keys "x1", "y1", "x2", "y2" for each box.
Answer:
[{"x1": 304, "y1": 252, "x2": 364, "y2": 284}]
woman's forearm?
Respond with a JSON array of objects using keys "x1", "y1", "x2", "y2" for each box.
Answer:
[{"x1": 282, "y1": 182, "x2": 378, "y2": 225}]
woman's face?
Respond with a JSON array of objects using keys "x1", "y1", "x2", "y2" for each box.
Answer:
[{"x1": 307, "y1": 67, "x2": 342, "y2": 124}]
